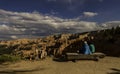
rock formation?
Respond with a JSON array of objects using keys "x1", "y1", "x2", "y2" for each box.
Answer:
[
  {"x1": 0, "y1": 27, "x2": 120, "y2": 60},
  {"x1": 0, "y1": 32, "x2": 91, "y2": 59}
]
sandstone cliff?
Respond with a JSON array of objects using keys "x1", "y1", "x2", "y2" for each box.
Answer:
[{"x1": 0, "y1": 27, "x2": 120, "y2": 60}]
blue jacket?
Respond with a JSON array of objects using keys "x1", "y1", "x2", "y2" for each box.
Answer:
[{"x1": 83, "y1": 43, "x2": 92, "y2": 55}]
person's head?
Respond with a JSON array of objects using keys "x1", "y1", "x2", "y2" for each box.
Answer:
[
  {"x1": 84, "y1": 41, "x2": 87, "y2": 44},
  {"x1": 91, "y1": 36, "x2": 94, "y2": 40}
]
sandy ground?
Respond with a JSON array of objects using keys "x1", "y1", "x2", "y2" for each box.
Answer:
[{"x1": 0, "y1": 57, "x2": 120, "y2": 74}]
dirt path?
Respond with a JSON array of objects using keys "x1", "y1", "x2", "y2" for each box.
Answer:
[{"x1": 0, "y1": 57, "x2": 120, "y2": 74}]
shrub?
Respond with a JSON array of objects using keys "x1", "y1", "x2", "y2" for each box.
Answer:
[{"x1": 0, "y1": 54, "x2": 21, "y2": 63}]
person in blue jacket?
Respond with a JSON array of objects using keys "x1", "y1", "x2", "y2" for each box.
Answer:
[{"x1": 83, "y1": 41, "x2": 92, "y2": 55}]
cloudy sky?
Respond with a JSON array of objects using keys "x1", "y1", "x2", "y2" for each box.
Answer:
[{"x1": 0, "y1": 0, "x2": 120, "y2": 40}]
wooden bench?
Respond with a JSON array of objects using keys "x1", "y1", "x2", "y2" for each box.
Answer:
[
  {"x1": 65, "y1": 52, "x2": 105, "y2": 61},
  {"x1": 53, "y1": 52, "x2": 105, "y2": 62}
]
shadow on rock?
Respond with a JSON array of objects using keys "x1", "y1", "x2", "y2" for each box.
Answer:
[
  {"x1": 107, "y1": 68, "x2": 120, "y2": 74},
  {"x1": 52, "y1": 57, "x2": 68, "y2": 62},
  {"x1": 0, "y1": 67, "x2": 47, "y2": 74}
]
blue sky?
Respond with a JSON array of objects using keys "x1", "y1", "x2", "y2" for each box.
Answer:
[
  {"x1": 0, "y1": 0, "x2": 120, "y2": 23},
  {"x1": 0, "y1": 0, "x2": 120, "y2": 40}
]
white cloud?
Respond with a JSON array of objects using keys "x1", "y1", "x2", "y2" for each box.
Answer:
[
  {"x1": 83, "y1": 12, "x2": 98, "y2": 17},
  {"x1": 0, "y1": 9, "x2": 119, "y2": 40},
  {"x1": 0, "y1": 9, "x2": 99, "y2": 33},
  {"x1": 10, "y1": 35, "x2": 18, "y2": 39},
  {"x1": 0, "y1": 24, "x2": 10, "y2": 30},
  {"x1": 101, "y1": 21, "x2": 120, "y2": 28}
]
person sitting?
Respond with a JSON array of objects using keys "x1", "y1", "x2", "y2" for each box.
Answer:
[
  {"x1": 83, "y1": 41, "x2": 92, "y2": 55},
  {"x1": 89, "y1": 42, "x2": 95, "y2": 53}
]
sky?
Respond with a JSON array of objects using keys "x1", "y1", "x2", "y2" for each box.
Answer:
[
  {"x1": 0, "y1": 0, "x2": 120, "y2": 40},
  {"x1": 0, "y1": 0, "x2": 120, "y2": 22}
]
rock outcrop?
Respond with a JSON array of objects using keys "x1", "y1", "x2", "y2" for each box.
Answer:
[
  {"x1": 0, "y1": 32, "x2": 91, "y2": 59},
  {"x1": 0, "y1": 27, "x2": 120, "y2": 60}
]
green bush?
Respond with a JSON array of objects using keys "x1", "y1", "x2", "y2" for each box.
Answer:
[{"x1": 0, "y1": 54, "x2": 21, "y2": 62}]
